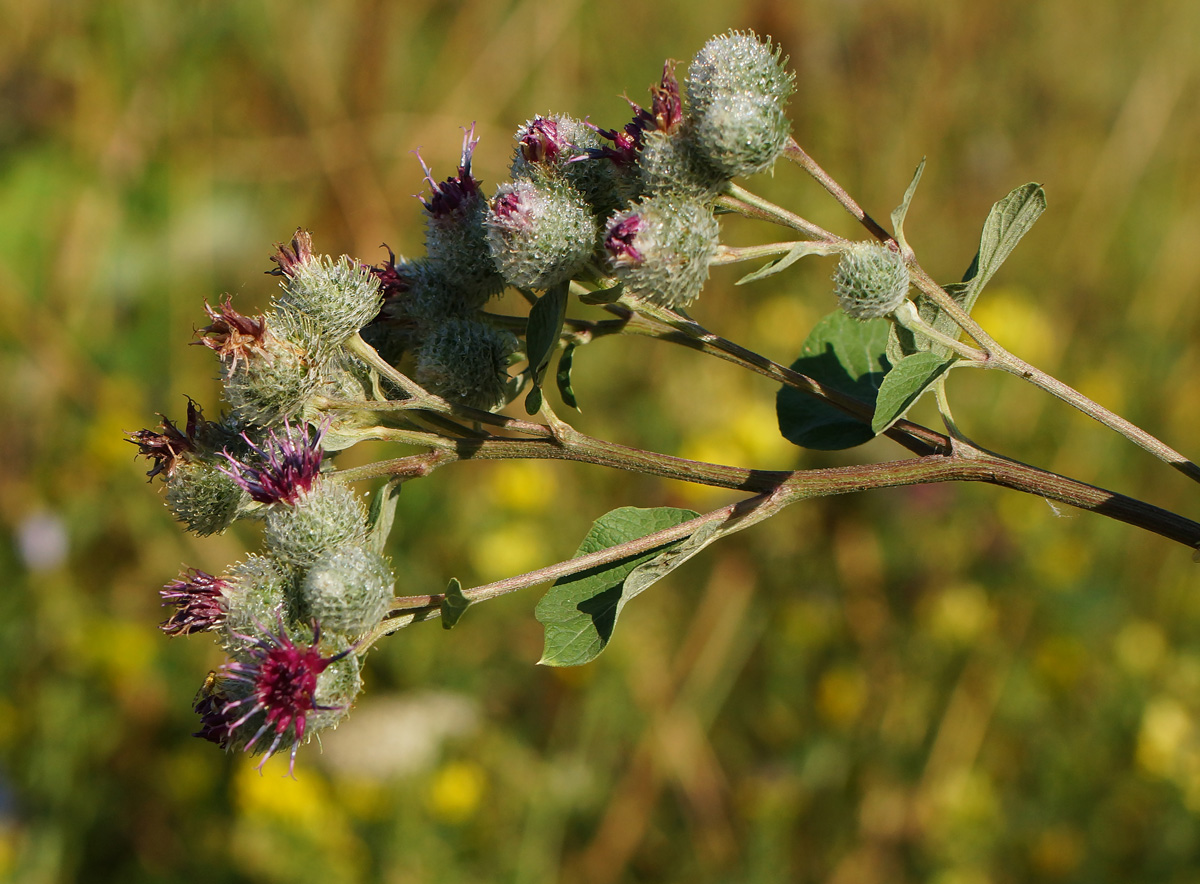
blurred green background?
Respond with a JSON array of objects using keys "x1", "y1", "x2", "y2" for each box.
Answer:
[{"x1": 4, "y1": 0, "x2": 1200, "y2": 881}]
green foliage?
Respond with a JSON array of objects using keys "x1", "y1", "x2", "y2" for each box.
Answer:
[
  {"x1": 871, "y1": 350, "x2": 955, "y2": 434},
  {"x1": 890, "y1": 156, "x2": 926, "y2": 253},
  {"x1": 440, "y1": 578, "x2": 470, "y2": 629},
  {"x1": 523, "y1": 281, "x2": 569, "y2": 414},
  {"x1": 776, "y1": 311, "x2": 891, "y2": 449},
  {"x1": 535, "y1": 507, "x2": 698, "y2": 666}
]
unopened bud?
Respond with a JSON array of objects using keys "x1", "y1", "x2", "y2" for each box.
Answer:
[
  {"x1": 414, "y1": 318, "x2": 518, "y2": 411},
  {"x1": 686, "y1": 31, "x2": 794, "y2": 179},
  {"x1": 263, "y1": 479, "x2": 368, "y2": 569},
  {"x1": 833, "y1": 242, "x2": 911, "y2": 320},
  {"x1": 299, "y1": 544, "x2": 395, "y2": 640},
  {"x1": 274, "y1": 246, "x2": 383, "y2": 354},
  {"x1": 636, "y1": 129, "x2": 726, "y2": 199},
  {"x1": 218, "y1": 317, "x2": 323, "y2": 428},
  {"x1": 486, "y1": 179, "x2": 598, "y2": 290},
  {"x1": 165, "y1": 460, "x2": 251, "y2": 536},
  {"x1": 603, "y1": 195, "x2": 720, "y2": 308},
  {"x1": 220, "y1": 555, "x2": 290, "y2": 652}
]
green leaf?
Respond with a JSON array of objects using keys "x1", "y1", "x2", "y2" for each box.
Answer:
[
  {"x1": 870, "y1": 351, "x2": 955, "y2": 434},
  {"x1": 535, "y1": 506, "x2": 698, "y2": 667},
  {"x1": 440, "y1": 578, "x2": 470, "y2": 629},
  {"x1": 556, "y1": 342, "x2": 579, "y2": 410},
  {"x1": 523, "y1": 280, "x2": 569, "y2": 414},
  {"x1": 365, "y1": 479, "x2": 402, "y2": 556},
  {"x1": 960, "y1": 182, "x2": 1045, "y2": 310},
  {"x1": 523, "y1": 384, "x2": 543, "y2": 414},
  {"x1": 891, "y1": 183, "x2": 1046, "y2": 362},
  {"x1": 736, "y1": 242, "x2": 838, "y2": 285},
  {"x1": 776, "y1": 311, "x2": 891, "y2": 450},
  {"x1": 577, "y1": 282, "x2": 624, "y2": 305},
  {"x1": 890, "y1": 157, "x2": 926, "y2": 253}
]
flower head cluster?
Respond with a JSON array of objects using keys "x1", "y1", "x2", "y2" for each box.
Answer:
[{"x1": 142, "y1": 32, "x2": 808, "y2": 772}]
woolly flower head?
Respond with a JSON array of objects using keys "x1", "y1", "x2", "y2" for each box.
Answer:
[
  {"x1": 603, "y1": 195, "x2": 720, "y2": 308},
  {"x1": 833, "y1": 242, "x2": 911, "y2": 320},
  {"x1": 194, "y1": 622, "x2": 352, "y2": 775}
]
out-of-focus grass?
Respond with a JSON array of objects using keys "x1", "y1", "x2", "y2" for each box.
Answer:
[{"x1": 2, "y1": 1, "x2": 1200, "y2": 881}]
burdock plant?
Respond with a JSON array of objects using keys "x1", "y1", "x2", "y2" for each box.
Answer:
[{"x1": 131, "y1": 30, "x2": 1200, "y2": 774}]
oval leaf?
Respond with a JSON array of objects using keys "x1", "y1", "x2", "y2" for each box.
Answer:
[
  {"x1": 776, "y1": 311, "x2": 891, "y2": 450},
  {"x1": 535, "y1": 507, "x2": 697, "y2": 667},
  {"x1": 440, "y1": 578, "x2": 470, "y2": 629},
  {"x1": 871, "y1": 351, "x2": 955, "y2": 435}
]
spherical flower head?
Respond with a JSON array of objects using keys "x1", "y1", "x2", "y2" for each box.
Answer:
[
  {"x1": 160, "y1": 568, "x2": 230, "y2": 636},
  {"x1": 300, "y1": 544, "x2": 395, "y2": 640},
  {"x1": 273, "y1": 244, "x2": 384, "y2": 353},
  {"x1": 195, "y1": 298, "x2": 324, "y2": 427},
  {"x1": 414, "y1": 318, "x2": 519, "y2": 412},
  {"x1": 686, "y1": 31, "x2": 795, "y2": 179},
  {"x1": 486, "y1": 178, "x2": 598, "y2": 290},
  {"x1": 833, "y1": 242, "x2": 911, "y2": 320},
  {"x1": 165, "y1": 458, "x2": 251, "y2": 535},
  {"x1": 603, "y1": 195, "x2": 720, "y2": 308},
  {"x1": 263, "y1": 479, "x2": 368, "y2": 569},
  {"x1": 220, "y1": 421, "x2": 326, "y2": 506},
  {"x1": 195, "y1": 622, "x2": 351, "y2": 775},
  {"x1": 636, "y1": 128, "x2": 727, "y2": 200},
  {"x1": 220, "y1": 555, "x2": 289, "y2": 654}
]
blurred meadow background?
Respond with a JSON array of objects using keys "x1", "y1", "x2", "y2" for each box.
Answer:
[{"x1": 3, "y1": 0, "x2": 1200, "y2": 881}]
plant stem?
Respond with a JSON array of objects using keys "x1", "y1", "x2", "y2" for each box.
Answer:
[
  {"x1": 369, "y1": 444, "x2": 1200, "y2": 638},
  {"x1": 782, "y1": 138, "x2": 892, "y2": 242},
  {"x1": 719, "y1": 183, "x2": 840, "y2": 240},
  {"x1": 710, "y1": 241, "x2": 832, "y2": 266}
]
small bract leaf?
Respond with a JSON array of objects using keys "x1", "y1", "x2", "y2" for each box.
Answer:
[
  {"x1": 524, "y1": 384, "x2": 544, "y2": 415},
  {"x1": 871, "y1": 351, "x2": 955, "y2": 435},
  {"x1": 524, "y1": 280, "x2": 569, "y2": 412},
  {"x1": 577, "y1": 282, "x2": 624, "y2": 305},
  {"x1": 776, "y1": 311, "x2": 890, "y2": 450},
  {"x1": 535, "y1": 507, "x2": 698, "y2": 667},
  {"x1": 736, "y1": 242, "x2": 838, "y2": 285},
  {"x1": 365, "y1": 479, "x2": 402, "y2": 556},
  {"x1": 440, "y1": 578, "x2": 470, "y2": 629},
  {"x1": 890, "y1": 157, "x2": 926, "y2": 254},
  {"x1": 556, "y1": 342, "x2": 579, "y2": 410}
]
